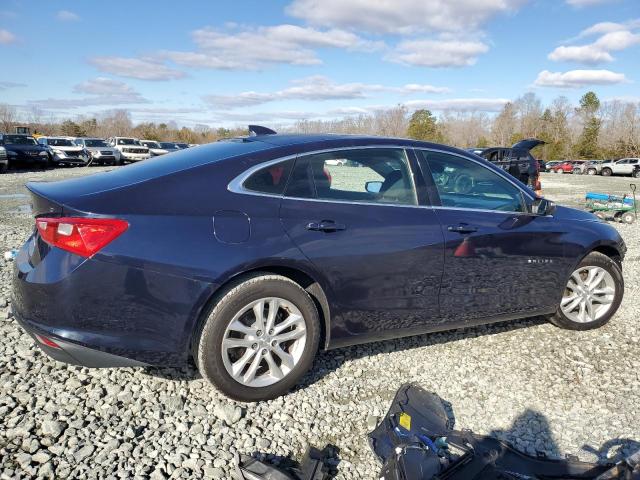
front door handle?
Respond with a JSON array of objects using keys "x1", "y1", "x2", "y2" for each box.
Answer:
[
  {"x1": 447, "y1": 224, "x2": 478, "y2": 234},
  {"x1": 306, "y1": 220, "x2": 346, "y2": 232}
]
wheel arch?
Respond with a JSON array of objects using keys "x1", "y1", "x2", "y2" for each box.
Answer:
[{"x1": 189, "y1": 264, "x2": 332, "y2": 359}]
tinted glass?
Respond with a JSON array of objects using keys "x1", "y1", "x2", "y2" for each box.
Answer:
[
  {"x1": 5, "y1": 135, "x2": 37, "y2": 145},
  {"x1": 243, "y1": 159, "x2": 294, "y2": 195},
  {"x1": 85, "y1": 140, "x2": 108, "y2": 147},
  {"x1": 286, "y1": 148, "x2": 417, "y2": 206},
  {"x1": 418, "y1": 150, "x2": 525, "y2": 212},
  {"x1": 48, "y1": 138, "x2": 75, "y2": 147}
]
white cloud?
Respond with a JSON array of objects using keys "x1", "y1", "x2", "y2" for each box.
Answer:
[
  {"x1": 0, "y1": 29, "x2": 16, "y2": 44},
  {"x1": 88, "y1": 57, "x2": 186, "y2": 80},
  {"x1": 287, "y1": 0, "x2": 527, "y2": 34},
  {"x1": 31, "y1": 78, "x2": 149, "y2": 109},
  {"x1": 534, "y1": 69, "x2": 629, "y2": 88},
  {"x1": 565, "y1": 0, "x2": 617, "y2": 6},
  {"x1": 549, "y1": 23, "x2": 640, "y2": 64},
  {"x1": 203, "y1": 76, "x2": 451, "y2": 108},
  {"x1": 405, "y1": 98, "x2": 509, "y2": 112},
  {"x1": 163, "y1": 24, "x2": 381, "y2": 70},
  {"x1": 56, "y1": 10, "x2": 80, "y2": 22},
  {"x1": 548, "y1": 45, "x2": 614, "y2": 63},
  {"x1": 73, "y1": 77, "x2": 138, "y2": 96},
  {"x1": 387, "y1": 39, "x2": 489, "y2": 67},
  {"x1": 0, "y1": 81, "x2": 25, "y2": 90}
]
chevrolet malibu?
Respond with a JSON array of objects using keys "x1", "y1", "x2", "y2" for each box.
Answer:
[{"x1": 12, "y1": 130, "x2": 625, "y2": 401}]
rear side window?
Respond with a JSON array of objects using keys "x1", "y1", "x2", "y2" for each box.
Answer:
[
  {"x1": 417, "y1": 150, "x2": 525, "y2": 213},
  {"x1": 285, "y1": 148, "x2": 417, "y2": 206},
  {"x1": 243, "y1": 159, "x2": 294, "y2": 195}
]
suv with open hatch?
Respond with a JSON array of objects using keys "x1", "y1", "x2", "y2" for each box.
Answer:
[{"x1": 12, "y1": 128, "x2": 626, "y2": 402}]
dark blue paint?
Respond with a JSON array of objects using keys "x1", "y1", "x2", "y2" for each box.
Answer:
[{"x1": 11, "y1": 135, "x2": 626, "y2": 367}]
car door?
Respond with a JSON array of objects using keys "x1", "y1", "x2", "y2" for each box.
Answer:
[
  {"x1": 279, "y1": 147, "x2": 445, "y2": 346},
  {"x1": 414, "y1": 148, "x2": 567, "y2": 323},
  {"x1": 613, "y1": 159, "x2": 629, "y2": 175}
]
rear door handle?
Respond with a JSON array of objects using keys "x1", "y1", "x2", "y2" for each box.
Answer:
[
  {"x1": 447, "y1": 224, "x2": 478, "y2": 234},
  {"x1": 306, "y1": 220, "x2": 346, "y2": 232}
]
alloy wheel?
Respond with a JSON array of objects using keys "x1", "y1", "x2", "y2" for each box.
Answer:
[
  {"x1": 221, "y1": 297, "x2": 307, "y2": 388},
  {"x1": 561, "y1": 266, "x2": 615, "y2": 323}
]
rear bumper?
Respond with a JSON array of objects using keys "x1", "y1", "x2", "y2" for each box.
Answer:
[
  {"x1": 11, "y1": 234, "x2": 214, "y2": 367},
  {"x1": 15, "y1": 314, "x2": 148, "y2": 367}
]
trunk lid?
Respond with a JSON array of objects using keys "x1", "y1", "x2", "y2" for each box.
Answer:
[{"x1": 511, "y1": 138, "x2": 545, "y2": 151}]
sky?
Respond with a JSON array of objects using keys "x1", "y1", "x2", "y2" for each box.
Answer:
[{"x1": 0, "y1": 0, "x2": 638, "y2": 128}]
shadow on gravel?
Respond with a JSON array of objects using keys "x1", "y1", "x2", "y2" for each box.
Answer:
[
  {"x1": 296, "y1": 315, "x2": 547, "y2": 392},
  {"x1": 140, "y1": 316, "x2": 547, "y2": 386}
]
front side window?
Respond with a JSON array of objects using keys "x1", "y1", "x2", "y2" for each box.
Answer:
[
  {"x1": 243, "y1": 159, "x2": 294, "y2": 195},
  {"x1": 417, "y1": 150, "x2": 525, "y2": 213},
  {"x1": 285, "y1": 148, "x2": 417, "y2": 206}
]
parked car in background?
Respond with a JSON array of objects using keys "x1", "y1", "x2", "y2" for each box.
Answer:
[
  {"x1": 12, "y1": 129, "x2": 626, "y2": 402},
  {"x1": 140, "y1": 140, "x2": 170, "y2": 156},
  {"x1": 37, "y1": 137, "x2": 90, "y2": 166},
  {"x1": 0, "y1": 133, "x2": 49, "y2": 168},
  {"x1": 107, "y1": 137, "x2": 150, "y2": 163},
  {"x1": 600, "y1": 158, "x2": 640, "y2": 177},
  {"x1": 158, "y1": 141, "x2": 181, "y2": 153},
  {"x1": 544, "y1": 161, "x2": 562, "y2": 171},
  {"x1": 573, "y1": 160, "x2": 598, "y2": 175},
  {"x1": 551, "y1": 161, "x2": 576, "y2": 174},
  {"x1": 0, "y1": 145, "x2": 7, "y2": 173},
  {"x1": 73, "y1": 138, "x2": 122, "y2": 165},
  {"x1": 467, "y1": 139, "x2": 544, "y2": 191}
]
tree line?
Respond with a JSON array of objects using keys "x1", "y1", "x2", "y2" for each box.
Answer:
[{"x1": 1, "y1": 91, "x2": 638, "y2": 160}]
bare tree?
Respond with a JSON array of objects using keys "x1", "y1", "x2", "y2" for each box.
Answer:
[{"x1": 0, "y1": 104, "x2": 17, "y2": 133}]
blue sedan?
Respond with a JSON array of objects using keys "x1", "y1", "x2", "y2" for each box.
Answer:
[{"x1": 12, "y1": 128, "x2": 625, "y2": 401}]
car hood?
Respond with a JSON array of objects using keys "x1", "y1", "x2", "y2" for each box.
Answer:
[
  {"x1": 553, "y1": 204, "x2": 601, "y2": 223},
  {"x1": 51, "y1": 146, "x2": 84, "y2": 152},
  {"x1": 86, "y1": 146, "x2": 117, "y2": 152},
  {"x1": 511, "y1": 139, "x2": 545, "y2": 151},
  {"x1": 5, "y1": 143, "x2": 47, "y2": 152}
]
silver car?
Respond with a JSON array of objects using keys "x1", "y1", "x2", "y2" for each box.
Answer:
[
  {"x1": 74, "y1": 138, "x2": 122, "y2": 165},
  {"x1": 0, "y1": 145, "x2": 7, "y2": 173}
]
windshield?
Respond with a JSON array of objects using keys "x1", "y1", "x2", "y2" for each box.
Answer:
[
  {"x1": 143, "y1": 141, "x2": 161, "y2": 148},
  {"x1": 117, "y1": 138, "x2": 139, "y2": 145},
  {"x1": 85, "y1": 139, "x2": 108, "y2": 148},
  {"x1": 159, "y1": 142, "x2": 176, "y2": 149},
  {"x1": 4, "y1": 135, "x2": 37, "y2": 145},
  {"x1": 48, "y1": 138, "x2": 75, "y2": 147}
]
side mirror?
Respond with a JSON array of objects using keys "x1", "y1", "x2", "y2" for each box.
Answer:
[
  {"x1": 531, "y1": 197, "x2": 556, "y2": 216},
  {"x1": 365, "y1": 181, "x2": 382, "y2": 193}
]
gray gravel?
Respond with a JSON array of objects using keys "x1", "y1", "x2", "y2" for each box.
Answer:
[{"x1": 1, "y1": 167, "x2": 639, "y2": 479}]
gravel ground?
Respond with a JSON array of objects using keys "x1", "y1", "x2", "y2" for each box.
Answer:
[{"x1": 1, "y1": 167, "x2": 639, "y2": 479}]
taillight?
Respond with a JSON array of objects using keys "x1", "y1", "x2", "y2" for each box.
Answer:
[
  {"x1": 35, "y1": 334, "x2": 61, "y2": 349},
  {"x1": 36, "y1": 217, "x2": 129, "y2": 258}
]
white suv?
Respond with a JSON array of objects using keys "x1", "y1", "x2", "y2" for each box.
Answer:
[
  {"x1": 600, "y1": 158, "x2": 640, "y2": 177},
  {"x1": 107, "y1": 137, "x2": 150, "y2": 162}
]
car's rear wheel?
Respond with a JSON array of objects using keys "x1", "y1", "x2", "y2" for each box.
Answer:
[
  {"x1": 196, "y1": 274, "x2": 320, "y2": 402},
  {"x1": 633, "y1": 169, "x2": 640, "y2": 178},
  {"x1": 549, "y1": 252, "x2": 623, "y2": 330},
  {"x1": 601, "y1": 168, "x2": 612, "y2": 177},
  {"x1": 587, "y1": 168, "x2": 597, "y2": 175}
]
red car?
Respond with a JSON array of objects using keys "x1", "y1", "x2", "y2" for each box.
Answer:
[{"x1": 552, "y1": 161, "x2": 577, "y2": 174}]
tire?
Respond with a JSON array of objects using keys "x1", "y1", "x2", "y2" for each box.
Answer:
[
  {"x1": 633, "y1": 169, "x2": 640, "y2": 178},
  {"x1": 196, "y1": 273, "x2": 320, "y2": 402},
  {"x1": 587, "y1": 169, "x2": 597, "y2": 175},
  {"x1": 557, "y1": 169, "x2": 564, "y2": 174},
  {"x1": 548, "y1": 252, "x2": 623, "y2": 330},
  {"x1": 601, "y1": 168, "x2": 612, "y2": 177},
  {"x1": 622, "y1": 212, "x2": 635, "y2": 224}
]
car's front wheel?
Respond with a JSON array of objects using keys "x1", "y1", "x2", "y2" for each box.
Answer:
[
  {"x1": 601, "y1": 168, "x2": 612, "y2": 176},
  {"x1": 196, "y1": 274, "x2": 320, "y2": 402},
  {"x1": 549, "y1": 252, "x2": 623, "y2": 330},
  {"x1": 587, "y1": 168, "x2": 597, "y2": 175}
]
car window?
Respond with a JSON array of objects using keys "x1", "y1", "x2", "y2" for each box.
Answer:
[
  {"x1": 417, "y1": 150, "x2": 525, "y2": 213},
  {"x1": 243, "y1": 159, "x2": 294, "y2": 195},
  {"x1": 285, "y1": 148, "x2": 417, "y2": 206}
]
